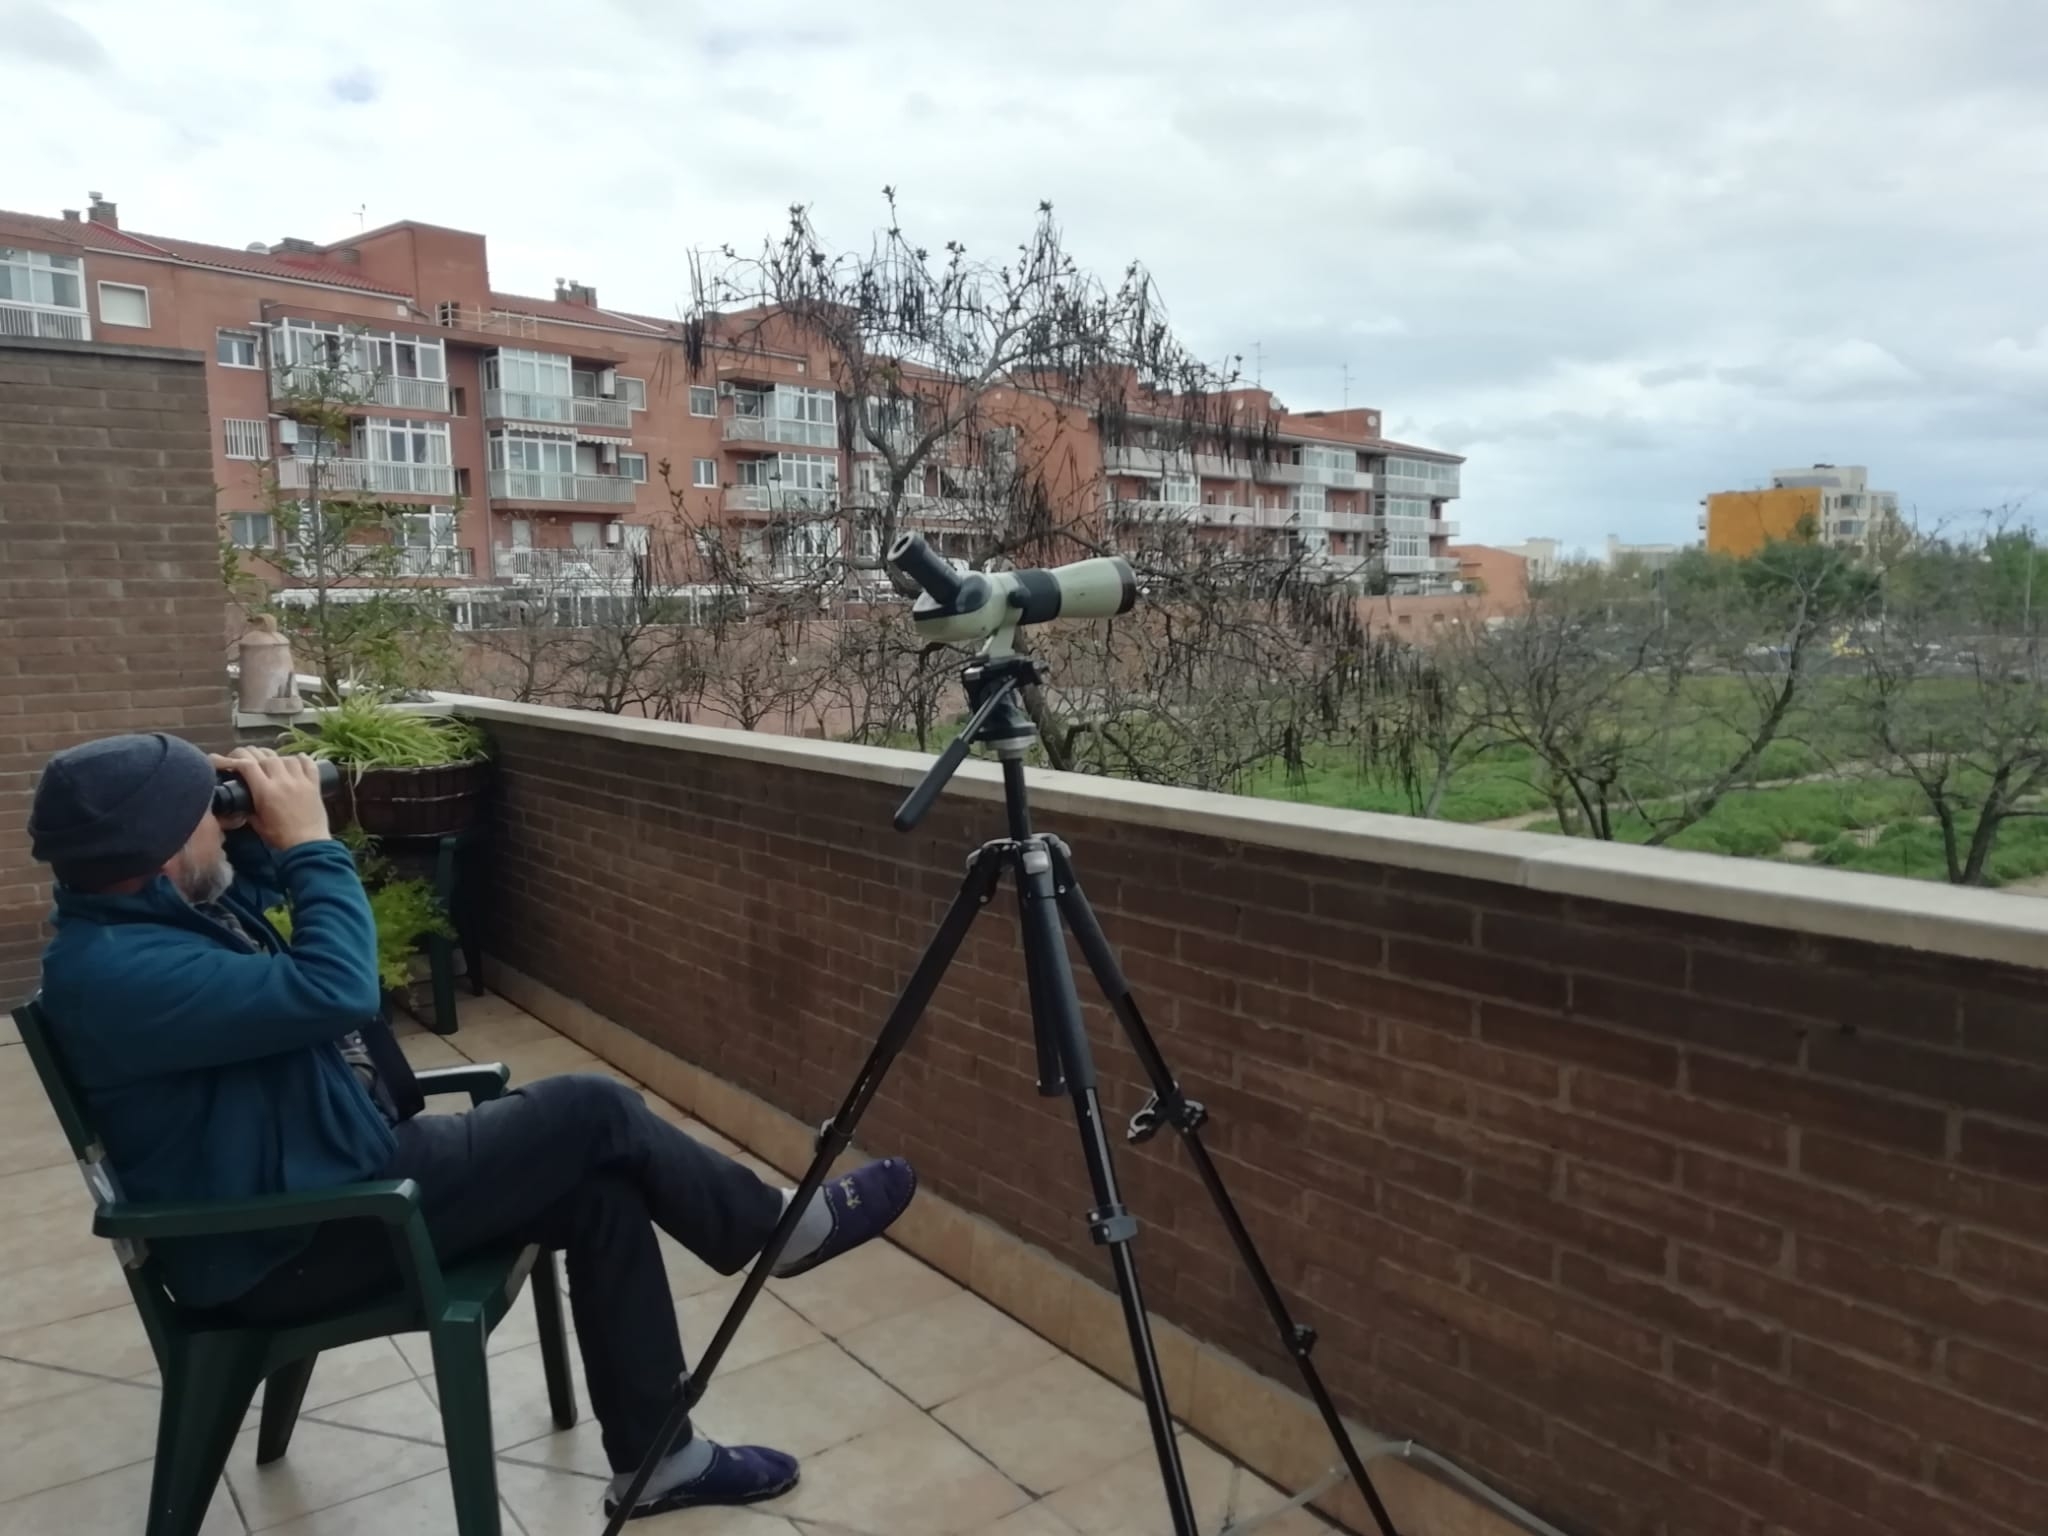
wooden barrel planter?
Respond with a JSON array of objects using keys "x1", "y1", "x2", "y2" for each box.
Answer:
[{"x1": 341, "y1": 759, "x2": 491, "y2": 839}]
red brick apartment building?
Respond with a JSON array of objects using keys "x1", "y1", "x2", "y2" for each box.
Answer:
[{"x1": 0, "y1": 196, "x2": 1466, "y2": 606}]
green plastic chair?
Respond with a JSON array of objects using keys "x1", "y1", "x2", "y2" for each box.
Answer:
[{"x1": 11, "y1": 997, "x2": 577, "y2": 1536}]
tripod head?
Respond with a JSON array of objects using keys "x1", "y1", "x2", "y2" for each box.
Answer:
[{"x1": 892, "y1": 652, "x2": 1043, "y2": 833}]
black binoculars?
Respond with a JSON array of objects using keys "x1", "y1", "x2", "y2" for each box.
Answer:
[{"x1": 211, "y1": 760, "x2": 342, "y2": 817}]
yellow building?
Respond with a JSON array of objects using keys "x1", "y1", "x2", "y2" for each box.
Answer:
[
  {"x1": 1702, "y1": 465, "x2": 1899, "y2": 558},
  {"x1": 1704, "y1": 486, "x2": 1822, "y2": 557}
]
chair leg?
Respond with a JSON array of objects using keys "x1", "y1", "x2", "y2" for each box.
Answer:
[
  {"x1": 255, "y1": 1353, "x2": 318, "y2": 1465},
  {"x1": 146, "y1": 1334, "x2": 264, "y2": 1536},
  {"x1": 431, "y1": 1316, "x2": 503, "y2": 1536},
  {"x1": 531, "y1": 1250, "x2": 578, "y2": 1429}
]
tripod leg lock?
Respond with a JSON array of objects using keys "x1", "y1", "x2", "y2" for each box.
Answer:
[
  {"x1": 1289, "y1": 1322, "x2": 1319, "y2": 1359},
  {"x1": 1087, "y1": 1204, "x2": 1140, "y2": 1246},
  {"x1": 1128, "y1": 1091, "x2": 1208, "y2": 1144}
]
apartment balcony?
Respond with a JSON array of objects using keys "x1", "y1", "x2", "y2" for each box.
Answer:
[
  {"x1": 271, "y1": 364, "x2": 450, "y2": 414},
  {"x1": 275, "y1": 457, "x2": 456, "y2": 497},
  {"x1": 1380, "y1": 469, "x2": 1461, "y2": 498},
  {"x1": 493, "y1": 545, "x2": 640, "y2": 582},
  {"x1": 1102, "y1": 445, "x2": 1249, "y2": 480},
  {"x1": 1110, "y1": 498, "x2": 1202, "y2": 522},
  {"x1": 723, "y1": 414, "x2": 838, "y2": 449},
  {"x1": 487, "y1": 469, "x2": 637, "y2": 506},
  {"x1": 1258, "y1": 461, "x2": 1367, "y2": 490},
  {"x1": 484, "y1": 389, "x2": 633, "y2": 430},
  {"x1": 1383, "y1": 553, "x2": 1464, "y2": 575},
  {"x1": 0, "y1": 300, "x2": 89, "y2": 341},
  {"x1": 723, "y1": 485, "x2": 840, "y2": 516},
  {"x1": 1428, "y1": 519, "x2": 1460, "y2": 538},
  {"x1": 394, "y1": 545, "x2": 475, "y2": 578}
]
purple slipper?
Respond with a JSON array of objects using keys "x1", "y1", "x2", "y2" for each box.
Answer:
[
  {"x1": 773, "y1": 1157, "x2": 919, "y2": 1278},
  {"x1": 606, "y1": 1443, "x2": 800, "y2": 1519}
]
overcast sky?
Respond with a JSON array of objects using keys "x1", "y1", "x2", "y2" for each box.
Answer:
[{"x1": 5, "y1": 0, "x2": 2045, "y2": 550}]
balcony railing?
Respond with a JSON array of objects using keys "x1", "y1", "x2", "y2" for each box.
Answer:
[
  {"x1": 271, "y1": 364, "x2": 450, "y2": 413},
  {"x1": 275, "y1": 458, "x2": 456, "y2": 496},
  {"x1": 1259, "y1": 461, "x2": 1366, "y2": 489},
  {"x1": 395, "y1": 546, "x2": 475, "y2": 577},
  {"x1": 494, "y1": 546, "x2": 641, "y2": 582},
  {"x1": 1428, "y1": 519, "x2": 1460, "y2": 538},
  {"x1": 1384, "y1": 554, "x2": 1464, "y2": 575},
  {"x1": 484, "y1": 389, "x2": 633, "y2": 429},
  {"x1": 1381, "y1": 470, "x2": 1461, "y2": 498},
  {"x1": 723, "y1": 414, "x2": 838, "y2": 449},
  {"x1": 0, "y1": 300, "x2": 89, "y2": 341},
  {"x1": 724, "y1": 485, "x2": 839, "y2": 515},
  {"x1": 488, "y1": 469, "x2": 637, "y2": 506},
  {"x1": 1102, "y1": 446, "x2": 1249, "y2": 481}
]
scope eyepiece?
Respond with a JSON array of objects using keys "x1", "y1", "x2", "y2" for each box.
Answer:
[{"x1": 888, "y1": 532, "x2": 964, "y2": 606}]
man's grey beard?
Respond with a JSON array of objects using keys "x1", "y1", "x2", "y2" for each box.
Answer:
[{"x1": 175, "y1": 852, "x2": 234, "y2": 906}]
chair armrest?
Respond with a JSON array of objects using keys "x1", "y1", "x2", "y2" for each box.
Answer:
[
  {"x1": 94, "y1": 1179, "x2": 449, "y2": 1314},
  {"x1": 415, "y1": 1063, "x2": 510, "y2": 1105},
  {"x1": 93, "y1": 1180, "x2": 423, "y2": 1241}
]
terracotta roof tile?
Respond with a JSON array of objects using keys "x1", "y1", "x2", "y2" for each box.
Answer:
[{"x1": 0, "y1": 208, "x2": 409, "y2": 296}]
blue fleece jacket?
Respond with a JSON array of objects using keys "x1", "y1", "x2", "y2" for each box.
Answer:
[{"x1": 39, "y1": 831, "x2": 396, "y2": 1308}]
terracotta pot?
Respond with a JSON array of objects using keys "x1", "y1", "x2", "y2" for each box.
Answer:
[{"x1": 341, "y1": 759, "x2": 490, "y2": 839}]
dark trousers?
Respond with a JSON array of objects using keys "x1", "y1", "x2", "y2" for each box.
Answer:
[{"x1": 229, "y1": 1075, "x2": 786, "y2": 1472}]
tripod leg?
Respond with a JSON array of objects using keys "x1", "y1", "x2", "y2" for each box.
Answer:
[
  {"x1": 1017, "y1": 843, "x2": 1200, "y2": 1536},
  {"x1": 600, "y1": 845, "x2": 1006, "y2": 1536},
  {"x1": 1048, "y1": 841, "x2": 1403, "y2": 1536}
]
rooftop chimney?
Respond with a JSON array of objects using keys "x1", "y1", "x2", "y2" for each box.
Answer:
[
  {"x1": 86, "y1": 192, "x2": 117, "y2": 228},
  {"x1": 557, "y1": 280, "x2": 596, "y2": 306},
  {"x1": 61, "y1": 209, "x2": 80, "y2": 223},
  {"x1": 270, "y1": 238, "x2": 319, "y2": 255}
]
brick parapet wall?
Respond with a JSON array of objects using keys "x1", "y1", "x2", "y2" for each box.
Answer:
[
  {"x1": 0, "y1": 338, "x2": 232, "y2": 1001},
  {"x1": 483, "y1": 716, "x2": 2048, "y2": 1536}
]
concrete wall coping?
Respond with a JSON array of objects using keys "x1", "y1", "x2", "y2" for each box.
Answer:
[{"x1": 436, "y1": 692, "x2": 2048, "y2": 973}]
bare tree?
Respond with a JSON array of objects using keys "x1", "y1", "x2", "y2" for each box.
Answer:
[{"x1": 1858, "y1": 517, "x2": 2048, "y2": 884}]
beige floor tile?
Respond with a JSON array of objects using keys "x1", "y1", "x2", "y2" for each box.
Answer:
[
  {"x1": 398, "y1": 1033, "x2": 470, "y2": 1073},
  {"x1": 0, "y1": 1303, "x2": 158, "y2": 1379},
  {"x1": 307, "y1": 1379, "x2": 448, "y2": 1446},
  {"x1": 391, "y1": 1284, "x2": 572, "y2": 1375},
  {"x1": 768, "y1": 1413, "x2": 1027, "y2": 1535},
  {"x1": 1047, "y1": 1435, "x2": 1333, "y2": 1536},
  {"x1": 967, "y1": 1501, "x2": 1081, "y2": 1536},
  {"x1": 495, "y1": 1456, "x2": 805, "y2": 1535},
  {"x1": 0, "y1": 1161, "x2": 88, "y2": 1219},
  {"x1": 225, "y1": 1416, "x2": 445, "y2": 1530},
  {"x1": 0, "y1": 1456, "x2": 243, "y2": 1535},
  {"x1": 0, "y1": 1357, "x2": 102, "y2": 1413},
  {"x1": 259, "y1": 1467, "x2": 514, "y2": 1535},
  {"x1": 840, "y1": 1289, "x2": 1060, "y2": 1409},
  {"x1": 692, "y1": 1340, "x2": 920, "y2": 1460},
  {"x1": 0, "y1": 1201, "x2": 108, "y2": 1279},
  {"x1": 0, "y1": 1014, "x2": 19, "y2": 1045},
  {"x1": 279, "y1": 1338, "x2": 417, "y2": 1414},
  {"x1": 493, "y1": 1039, "x2": 606, "y2": 1085},
  {"x1": 679, "y1": 1281, "x2": 825, "y2": 1377},
  {"x1": 0, "y1": 1379, "x2": 161, "y2": 1501},
  {"x1": 767, "y1": 1240, "x2": 961, "y2": 1337},
  {"x1": 498, "y1": 1413, "x2": 614, "y2": 1479},
  {"x1": 936, "y1": 1358, "x2": 1155, "y2": 1497},
  {"x1": 662, "y1": 1234, "x2": 736, "y2": 1301},
  {"x1": 0, "y1": 1250, "x2": 135, "y2": 1340},
  {"x1": 0, "y1": 1113, "x2": 69, "y2": 1178}
]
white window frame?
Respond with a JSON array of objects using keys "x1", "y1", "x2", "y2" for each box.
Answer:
[
  {"x1": 692, "y1": 457, "x2": 718, "y2": 488},
  {"x1": 619, "y1": 451, "x2": 649, "y2": 484},
  {"x1": 778, "y1": 386, "x2": 836, "y2": 425},
  {"x1": 570, "y1": 519, "x2": 601, "y2": 550},
  {"x1": 222, "y1": 419, "x2": 268, "y2": 460},
  {"x1": 216, "y1": 329, "x2": 260, "y2": 368},
  {"x1": 485, "y1": 348, "x2": 572, "y2": 397},
  {"x1": 97, "y1": 281, "x2": 151, "y2": 328},
  {"x1": 775, "y1": 452, "x2": 838, "y2": 493},
  {"x1": 490, "y1": 431, "x2": 576, "y2": 475},
  {"x1": 226, "y1": 511, "x2": 275, "y2": 549},
  {"x1": 1, "y1": 247, "x2": 85, "y2": 311},
  {"x1": 359, "y1": 329, "x2": 447, "y2": 383},
  {"x1": 689, "y1": 386, "x2": 717, "y2": 417},
  {"x1": 399, "y1": 508, "x2": 458, "y2": 549},
  {"x1": 360, "y1": 417, "x2": 451, "y2": 466},
  {"x1": 617, "y1": 376, "x2": 647, "y2": 411}
]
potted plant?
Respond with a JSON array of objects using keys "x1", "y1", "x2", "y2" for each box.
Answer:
[
  {"x1": 279, "y1": 692, "x2": 490, "y2": 838},
  {"x1": 266, "y1": 831, "x2": 456, "y2": 1022}
]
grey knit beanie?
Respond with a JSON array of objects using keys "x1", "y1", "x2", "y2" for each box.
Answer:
[{"x1": 28, "y1": 733, "x2": 218, "y2": 889}]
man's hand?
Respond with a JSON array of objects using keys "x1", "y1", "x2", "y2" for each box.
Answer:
[{"x1": 208, "y1": 748, "x2": 331, "y2": 851}]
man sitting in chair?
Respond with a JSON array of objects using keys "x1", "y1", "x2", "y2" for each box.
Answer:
[{"x1": 27, "y1": 733, "x2": 918, "y2": 1519}]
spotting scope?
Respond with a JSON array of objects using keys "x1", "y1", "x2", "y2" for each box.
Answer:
[{"x1": 888, "y1": 532, "x2": 1136, "y2": 650}]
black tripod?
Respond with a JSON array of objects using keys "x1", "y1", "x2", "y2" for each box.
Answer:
[{"x1": 602, "y1": 651, "x2": 1401, "y2": 1536}]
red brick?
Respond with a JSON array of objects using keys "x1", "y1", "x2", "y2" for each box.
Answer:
[
  {"x1": 1955, "y1": 1228, "x2": 2048, "y2": 1296},
  {"x1": 1388, "y1": 940, "x2": 1567, "y2": 1010},
  {"x1": 1472, "y1": 1177, "x2": 1669, "y2": 1273},
  {"x1": 1809, "y1": 1031, "x2": 2048, "y2": 1121},
  {"x1": 1312, "y1": 881, "x2": 1474, "y2": 944},
  {"x1": 1479, "y1": 910, "x2": 1689, "y2": 987},
  {"x1": 1801, "y1": 1133, "x2": 2048, "y2": 1239},
  {"x1": 1382, "y1": 1017, "x2": 1555, "y2": 1095},
  {"x1": 1565, "y1": 1165, "x2": 1784, "y2": 1263},
  {"x1": 1687, "y1": 1054, "x2": 1948, "y2": 1155},
  {"x1": 1678, "y1": 1246, "x2": 1936, "y2": 1367},
  {"x1": 1947, "y1": 1340, "x2": 2048, "y2": 1420},
  {"x1": 1781, "y1": 1437, "x2": 2017, "y2": 1536},
  {"x1": 1798, "y1": 1235, "x2": 2048, "y2": 1356},
  {"x1": 1571, "y1": 973, "x2": 1802, "y2": 1062},
  {"x1": 1672, "y1": 1344, "x2": 1921, "y2": 1476},
  {"x1": 1478, "y1": 1001, "x2": 1679, "y2": 1084},
  {"x1": 1959, "y1": 1118, "x2": 2048, "y2": 1184},
  {"x1": 1932, "y1": 1448, "x2": 2048, "y2": 1535},
  {"x1": 1689, "y1": 1148, "x2": 1944, "y2": 1263},
  {"x1": 1793, "y1": 1340, "x2": 2046, "y2": 1470},
  {"x1": 1471, "y1": 1087, "x2": 1680, "y2": 1181},
  {"x1": 1570, "y1": 1070, "x2": 1790, "y2": 1162},
  {"x1": 1561, "y1": 1251, "x2": 1784, "y2": 1368}
]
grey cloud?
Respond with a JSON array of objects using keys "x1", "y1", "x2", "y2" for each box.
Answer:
[
  {"x1": 327, "y1": 68, "x2": 379, "y2": 105},
  {"x1": 1, "y1": 2, "x2": 112, "y2": 72}
]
